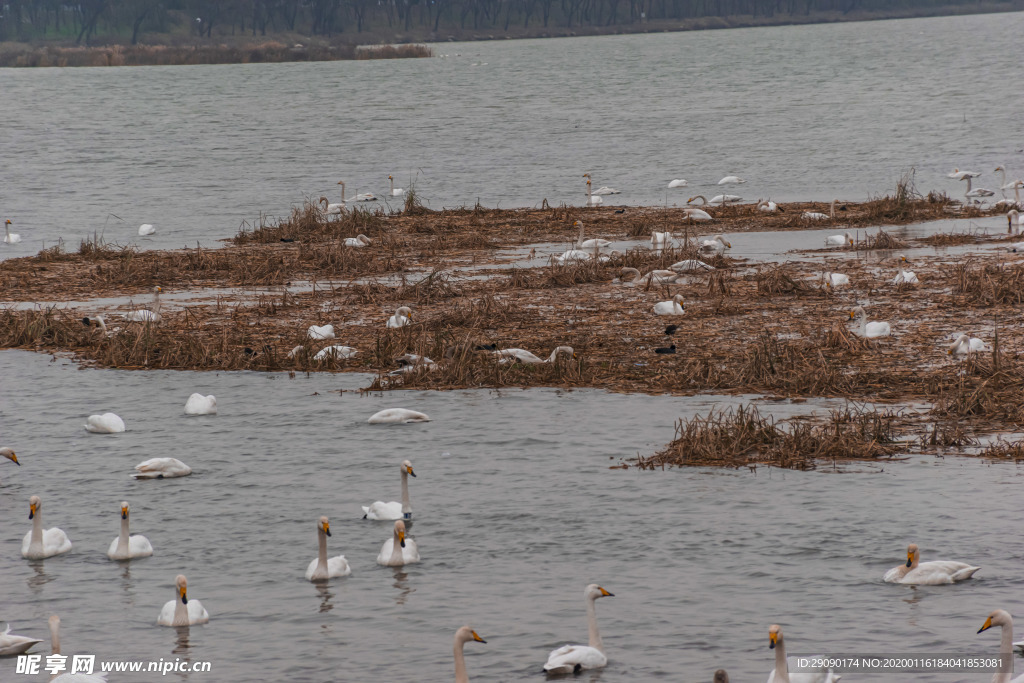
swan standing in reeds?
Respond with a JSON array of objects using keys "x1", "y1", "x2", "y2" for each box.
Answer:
[
  {"x1": 388, "y1": 175, "x2": 404, "y2": 197},
  {"x1": 22, "y1": 495, "x2": 72, "y2": 559},
  {"x1": 718, "y1": 175, "x2": 745, "y2": 185},
  {"x1": 344, "y1": 234, "x2": 371, "y2": 247},
  {"x1": 363, "y1": 460, "x2": 415, "y2": 520},
  {"x1": 824, "y1": 231, "x2": 853, "y2": 247},
  {"x1": 653, "y1": 294, "x2": 685, "y2": 315},
  {"x1": 494, "y1": 346, "x2": 574, "y2": 364},
  {"x1": 305, "y1": 516, "x2": 351, "y2": 581},
  {"x1": 157, "y1": 575, "x2": 209, "y2": 626},
  {"x1": 367, "y1": 408, "x2": 431, "y2": 424},
  {"x1": 3, "y1": 219, "x2": 21, "y2": 244},
  {"x1": 106, "y1": 501, "x2": 154, "y2": 560},
  {"x1": 543, "y1": 584, "x2": 614, "y2": 673},
  {"x1": 883, "y1": 543, "x2": 979, "y2": 584},
  {"x1": 184, "y1": 393, "x2": 217, "y2": 415},
  {"x1": 699, "y1": 234, "x2": 732, "y2": 254},
  {"x1": 387, "y1": 306, "x2": 413, "y2": 328},
  {"x1": 0, "y1": 623, "x2": 43, "y2": 656},
  {"x1": 376, "y1": 519, "x2": 419, "y2": 566},
  {"x1": 767, "y1": 624, "x2": 839, "y2": 683},
  {"x1": 132, "y1": 457, "x2": 192, "y2": 479},
  {"x1": 453, "y1": 626, "x2": 487, "y2": 683},
  {"x1": 307, "y1": 324, "x2": 335, "y2": 340},
  {"x1": 978, "y1": 610, "x2": 1024, "y2": 683},
  {"x1": 124, "y1": 286, "x2": 162, "y2": 323},
  {"x1": 758, "y1": 199, "x2": 781, "y2": 212},
  {"x1": 138, "y1": 223, "x2": 156, "y2": 236},
  {"x1": 620, "y1": 267, "x2": 679, "y2": 284},
  {"x1": 892, "y1": 255, "x2": 919, "y2": 284},
  {"x1": 314, "y1": 345, "x2": 358, "y2": 360},
  {"x1": 849, "y1": 306, "x2": 890, "y2": 338},
  {"x1": 575, "y1": 220, "x2": 610, "y2": 249},
  {"x1": 85, "y1": 412, "x2": 125, "y2": 433},
  {"x1": 47, "y1": 616, "x2": 108, "y2": 682},
  {"x1": 668, "y1": 178, "x2": 688, "y2": 188},
  {"x1": 583, "y1": 173, "x2": 603, "y2": 206}
]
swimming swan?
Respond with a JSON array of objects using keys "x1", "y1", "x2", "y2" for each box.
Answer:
[
  {"x1": 376, "y1": 519, "x2": 420, "y2": 566},
  {"x1": 575, "y1": 220, "x2": 611, "y2": 249},
  {"x1": 494, "y1": 346, "x2": 574, "y2": 364},
  {"x1": 699, "y1": 234, "x2": 732, "y2": 254},
  {"x1": 948, "y1": 334, "x2": 988, "y2": 355},
  {"x1": 389, "y1": 175, "x2": 404, "y2": 197},
  {"x1": 387, "y1": 306, "x2": 412, "y2": 328},
  {"x1": 0, "y1": 623, "x2": 43, "y2": 656},
  {"x1": 157, "y1": 574, "x2": 209, "y2": 626},
  {"x1": 947, "y1": 168, "x2": 980, "y2": 180},
  {"x1": 718, "y1": 175, "x2": 745, "y2": 185},
  {"x1": 138, "y1": 223, "x2": 156, "y2": 236},
  {"x1": 368, "y1": 408, "x2": 431, "y2": 424},
  {"x1": 583, "y1": 174, "x2": 603, "y2": 206},
  {"x1": 308, "y1": 324, "x2": 335, "y2": 340},
  {"x1": 305, "y1": 516, "x2": 351, "y2": 581},
  {"x1": 22, "y1": 495, "x2": 73, "y2": 559},
  {"x1": 592, "y1": 186, "x2": 621, "y2": 195},
  {"x1": 977, "y1": 610, "x2": 1024, "y2": 683},
  {"x1": 184, "y1": 393, "x2": 217, "y2": 415},
  {"x1": 883, "y1": 543, "x2": 980, "y2": 584},
  {"x1": 767, "y1": 624, "x2": 840, "y2": 683},
  {"x1": 362, "y1": 460, "x2": 415, "y2": 521},
  {"x1": 453, "y1": 626, "x2": 487, "y2": 683},
  {"x1": 849, "y1": 306, "x2": 891, "y2": 338},
  {"x1": 543, "y1": 584, "x2": 614, "y2": 673},
  {"x1": 653, "y1": 294, "x2": 685, "y2": 315},
  {"x1": 824, "y1": 231, "x2": 852, "y2": 247},
  {"x1": 132, "y1": 457, "x2": 192, "y2": 479},
  {"x1": 668, "y1": 179, "x2": 688, "y2": 188},
  {"x1": 48, "y1": 616, "x2": 107, "y2": 682},
  {"x1": 1008, "y1": 209, "x2": 1021, "y2": 233},
  {"x1": 106, "y1": 501, "x2": 154, "y2": 560},
  {"x1": 124, "y1": 286, "x2": 162, "y2": 323},
  {"x1": 892, "y1": 255, "x2": 919, "y2": 285},
  {"x1": 3, "y1": 219, "x2": 21, "y2": 244},
  {"x1": 84, "y1": 412, "x2": 126, "y2": 433}
]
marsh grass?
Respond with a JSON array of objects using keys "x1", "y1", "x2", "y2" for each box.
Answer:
[{"x1": 951, "y1": 259, "x2": 1024, "y2": 305}]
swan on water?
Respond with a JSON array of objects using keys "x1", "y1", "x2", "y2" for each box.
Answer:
[
  {"x1": 592, "y1": 186, "x2": 621, "y2": 195},
  {"x1": 376, "y1": 519, "x2": 420, "y2": 566},
  {"x1": 344, "y1": 234, "x2": 372, "y2": 247},
  {"x1": 653, "y1": 294, "x2": 685, "y2": 315},
  {"x1": 157, "y1": 575, "x2": 209, "y2": 626},
  {"x1": 948, "y1": 168, "x2": 980, "y2": 180},
  {"x1": 308, "y1": 324, "x2": 335, "y2": 340},
  {"x1": 670, "y1": 259, "x2": 714, "y2": 272},
  {"x1": 85, "y1": 412, "x2": 126, "y2": 433},
  {"x1": 963, "y1": 176, "x2": 995, "y2": 200},
  {"x1": 305, "y1": 516, "x2": 351, "y2": 581},
  {"x1": 354, "y1": 190, "x2": 378, "y2": 202},
  {"x1": 583, "y1": 173, "x2": 603, "y2": 206},
  {"x1": 387, "y1": 306, "x2": 413, "y2": 328},
  {"x1": 757, "y1": 199, "x2": 781, "y2": 213},
  {"x1": 363, "y1": 460, "x2": 416, "y2": 520},
  {"x1": 555, "y1": 248, "x2": 592, "y2": 264},
  {"x1": 184, "y1": 393, "x2": 217, "y2": 415},
  {"x1": 453, "y1": 626, "x2": 487, "y2": 683},
  {"x1": 883, "y1": 543, "x2": 979, "y2": 584},
  {"x1": 892, "y1": 255, "x2": 919, "y2": 285},
  {"x1": 3, "y1": 219, "x2": 21, "y2": 244},
  {"x1": 718, "y1": 175, "x2": 745, "y2": 185},
  {"x1": 699, "y1": 234, "x2": 732, "y2": 254},
  {"x1": 138, "y1": 223, "x2": 156, "y2": 236},
  {"x1": 124, "y1": 286, "x2": 162, "y2": 323},
  {"x1": 683, "y1": 207, "x2": 714, "y2": 221},
  {"x1": 389, "y1": 175, "x2": 404, "y2": 197},
  {"x1": 0, "y1": 623, "x2": 43, "y2": 657},
  {"x1": 368, "y1": 408, "x2": 431, "y2": 424},
  {"x1": 977, "y1": 609, "x2": 1024, "y2": 683},
  {"x1": 314, "y1": 345, "x2": 358, "y2": 360},
  {"x1": 543, "y1": 584, "x2": 614, "y2": 673},
  {"x1": 48, "y1": 616, "x2": 108, "y2": 682},
  {"x1": 767, "y1": 624, "x2": 840, "y2": 683},
  {"x1": 621, "y1": 267, "x2": 679, "y2": 285},
  {"x1": 690, "y1": 194, "x2": 739, "y2": 206},
  {"x1": 651, "y1": 230, "x2": 673, "y2": 249},
  {"x1": 493, "y1": 346, "x2": 574, "y2": 364},
  {"x1": 132, "y1": 457, "x2": 192, "y2": 479},
  {"x1": 22, "y1": 495, "x2": 73, "y2": 560},
  {"x1": 106, "y1": 501, "x2": 154, "y2": 560},
  {"x1": 668, "y1": 179, "x2": 688, "y2": 188},
  {"x1": 824, "y1": 231, "x2": 853, "y2": 247},
  {"x1": 849, "y1": 306, "x2": 890, "y2": 338},
  {"x1": 574, "y1": 220, "x2": 611, "y2": 249}
]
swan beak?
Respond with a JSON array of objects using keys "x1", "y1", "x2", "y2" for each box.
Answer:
[
  {"x1": 849, "y1": 311, "x2": 855, "y2": 319},
  {"x1": 472, "y1": 631, "x2": 487, "y2": 643},
  {"x1": 180, "y1": 586, "x2": 188, "y2": 604},
  {"x1": 598, "y1": 587, "x2": 613, "y2": 597},
  {"x1": 906, "y1": 553, "x2": 913, "y2": 567},
  {"x1": 121, "y1": 506, "x2": 128, "y2": 519},
  {"x1": 156, "y1": 286, "x2": 162, "y2": 293},
  {"x1": 9, "y1": 452, "x2": 18, "y2": 465},
  {"x1": 323, "y1": 521, "x2": 331, "y2": 537},
  {"x1": 406, "y1": 466, "x2": 416, "y2": 477},
  {"x1": 399, "y1": 530, "x2": 406, "y2": 548},
  {"x1": 769, "y1": 633, "x2": 777, "y2": 649},
  {"x1": 29, "y1": 502, "x2": 36, "y2": 519},
  {"x1": 978, "y1": 617, "x2": 993, "y2": 633}
]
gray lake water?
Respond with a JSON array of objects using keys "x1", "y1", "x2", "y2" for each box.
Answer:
[
  {"x1": 2, "y1": 12, "x2": 1024, "y2": 259},
  {"x1": 1, "y1": 350, "x2": 1023, "y2": 682}
]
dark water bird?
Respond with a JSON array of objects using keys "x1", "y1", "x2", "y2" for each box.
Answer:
[
  {"x1": 614, "y1": 208, "x2": 625, "y2": 214},
  {"x1": 655, "y1": 345, "x2": 676, "y2": 354},
  {"x1": 81, "y1": 317, "x2": 92, "y2": 327},
  {"x1": 714, "y1": 670, "x2": 729, "y2": 683},
  {"x1": 280, "y1": 237, "x2": 295, "y2": 243},
  {"x1": 664, "y1": 324, "x2": 679, "y2": 335},
  {"x1": 474, "y1": 343, "x2": 498, "y2": 351}
]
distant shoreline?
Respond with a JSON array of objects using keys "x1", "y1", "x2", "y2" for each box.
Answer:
[{"x1": 1, "y1": 2, "x2": 1020, "y2": 68}]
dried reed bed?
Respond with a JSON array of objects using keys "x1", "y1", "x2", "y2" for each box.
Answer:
[
  {"x1": 950, "y1": 259, "x2": 1024, "y2": 305},
  {"x1": 972, "y1": 440, "x2": 1024, "y2": 461}
]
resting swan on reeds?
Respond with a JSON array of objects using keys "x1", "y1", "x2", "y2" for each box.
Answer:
[
  {"x1": 22, "y1": 496, "x2": 73, "y2": 560},
  {"x1": 690, "y1": 194, "x2": 740, "y2": 206},
  {"x1": 767, "y1": 624, "x2": 839, "y2": 683},
  {"x1": 621, "y1": 267, "x2": 679, "y2": 284},
  {"x1": 883, "y1": 543, "x2": 980, "y2": 584},
  {"x1": 314, "y1": 345, "x2": 358, "y2": 360},
  {"x1": 977, "y1": 610, "x2": 1024, "y2": 683},
  {"x1": 344, "y1": 234, "x2": 372, "y2": 247},
  {"x1": 823, "y1": 272, "x2": 849, "y2": 288},
  {"x1": 543, "y1": 584, "x2": 614, "y2": 673},
  {"x1": 387, "y1": 306, "x2": 413, "y2": 328},
  {"x1": 453, "y1": 626, "x2": 487, "y2": 683},
  {"x1": 106, "y1": 502, "x2": 154, "y2": 560},
  {"x1": 82, "y1": 315, "x2": 120, "y2": 337},
  {"x1": 124, "y1": 286, "x2": 162, "y2": 323},
  {"x1": 653, "y1": 294, "x2": 685, "y2": 315},
  {"x1": 308, "y1": 324, "x2": 335, "y2": 340},
  {"x1": 305, "y1": 516, "x2": 351, "y2": 581},
  {"x1": 806, "y1": 200, "x2": 839, "y2": 221},
  {"x1": 758, "y1": 199, "x2": 781, "y2": 213},
  {"x1": 892, "y1": 255, "x2": 919, "y2": 284},
  {"x1": 363, "y1": 460, "x2": 415, "y2": 520},
  {"x1": 493, "y1": 346, "x2": 574, "y2": 364},
  {"x1": 949, "y1": 334, "x2": 988, "y2": 355},
  {"x1": 670, "y1": 259, "x2": 714, "y2": 272},
  {"x1": 376, "y1": 519, "x2": 419, "y2": 566},
  {"x1": 157, "y1": 575, "x2": 209, "y2": 626},
  {"x1": 849, "y1": 306, "x2": 890, "y2": 338}
]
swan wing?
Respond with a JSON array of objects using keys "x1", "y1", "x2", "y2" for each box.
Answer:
[
  {"x1": 327, "y1": 555, "x2": 352, "y2": 577},
  {"x1": 864, "y1": 322, "x2": 891, "y2": 337},
  {"x1": 156, "y1": 600, "x2": 176, "y2": 626},
  {"x1": 376, "y1": 538, "x2": 395, "y2": 565},
  {"x1": 902, "y1": 561, "x2": 979, "y2": 584},
  {"x1": 43, "y1": 527, "x2": 73, "y2": 555},
  {"x1": 128, "y1": 534, "x2": 154, "y2": 557},
  {"x1": 187, "y1": 599, "x2": 210, "y2": 624},
  {"x1": 544, "y1": 644, "x2": 607, "y2": 672},
  {"x1": 364, "y1": 501, "x2": 403, "y2": 520},
  {"x1": 882, "y1": 565, "x2": 906, "y2": 582},
  {"x1": 0, "y1": 627, "x2": 44, "y2": 656},
  {"x1": 402, "y1": 538, "x2": 420, "y2": 563},
  {"x1": 52, "y1": 673, "x2": 108, "y2": 682}
]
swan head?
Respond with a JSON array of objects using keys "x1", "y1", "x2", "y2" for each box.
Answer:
[
  {"x1": 121, "y1": 501, "x2": 129, "y2": 519},
  {"x1": 388, "y1": 175, "x2": 393, "y2": 180},
  {"x1": 673, "y1": 294, "x2": 685, "y2": 304},
  {"x1": 29, "y1": 494, "x2": 40, "y2": 519},
  {"x1": 319, "y1": 515, "x2": 331, "y2": 537},
  {"x1": 394, "y1": 520, "x2": 407, "y2": 547},
  {"x1": 402, "y1": 460, "x2": 416, "y2": 477},
  {"x1": 994, "y1": 166, "x2": 1004, "y2": 173},
  {"x1": 906, "y1": 543, "x2": 919, "y2": 566},
  {"x1": 585, "y1": 584, "x2": 613, "y2": 600},
  {"x1": 357, "y1": 234, "x2": 372, "y2": 245},
  {"x1": 0, "y1": 447, "x2": 18, "y2": 465},
  {"x1": 553, "y1": 345, "x2": 575, "y2": 358},
  {"x1": 978, "y1": 609, "x2": 1012, "y2": 633},
  {"x1": 769, "y1": 624, "x2": 782, "y2": 649},
  {"x1": 582, "y1": 173, "x2": 591, "y2": 179},
  {"x1": 714, "y1": 670, "x2": 729, "y2": 683},
  {"x1": 175, "y1": 574, "x2": 189, "y2": 604},
  {"x1": 849, "y1": 306, "x2": 866, "y2": 319},
  {"x1": 455, "y1": 625, "x2": 487, "y2": 645},
  {"x1": 396, "y1": 306, "x2": 412, "y2": 318},
  {"x1": 319, "y1": 196, "x2": 329, "y2": 206},
  {"x1": 948, "y1": 334, "x2": 970, "y2": 354},
  {"x1": 154, "y1": 286, "x2": 162, "y2": 294},
  {"x1": 899, "y1": 255, "x2": 910, "y2": 263}
]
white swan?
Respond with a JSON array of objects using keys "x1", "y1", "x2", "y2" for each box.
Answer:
[
  {"x1": 21, "y1": 495, "x2": 72, "y2": 559},
  {"x1": 320, "y1": 196, "x2": 344, "y2": 215},
  {"x1": 453, "y1": 626, "x2": 487, "y2": 683},
  {"x1": 48, "y1": 616, "x2": 108, "y2": 682},
  {"x1": 138, "y1": 223, "x2": 156, "y2": 236},
  {"x1": 767, "y1": 624, "x2": 840, "y2": 683},
  {"x1": 757, "y1": 199, "x2": 780, "y2": 213},
  {"x1": 947, "y1": 168, "x2": 980, "y2": 180},
  {"x1": 494, "y1": 346, "x2": 574, "y2": 364},
  {"x1": 892, "y1": 255, "x2": 919, "y2": 285},
  {"x1": 344, "y1": 234, "x2": 371, "y2": 247},
  {"x1": 106, "y1": 501, "x2": 154, "y2": 560},
  {"x1": 305, "y1": 516, "x2": 351, "y2": 581},
  {"x1": 82, "y1": 315, "x2": 120, "y2": 337},
  {"x1": 653, "y1": 294, "x2": 685, "y2": 315},
  {"x1": 124, "y1": 286, "x2": 162, "y2": 323},
  {"x1": 184, "y1": 393, "x2": 217, "y2": 415},
  {"x1": 690, "y1": 194, "x2": 739, "y2": 206},
  {"x1": 699, "y1": 234, "x2": 732, "y2": 254},
  {"x1": 668, "y1": 179, "x2": 688, "y2": 188},
  {"x1": 621, "y1": 267, "x2": 679, "y2": 285},
  {"x1": 388, "y1": 175, "x2": 404, "y2": 197},
  {"x1": 823, "y1": 272, "x2": 849, "y2": 288},
  {"x1": 84, "y1": 412, "x2": 125, "y2": 433},
  {"x1": 583, "y1": 174, "x2": 603, "y2": 206},
  {"x1": 376, "y1": 519, "x2": 420, "y2": 566},
  {"x1": 314, "y1": 345, "x2": 358, "y2": 360},
  {"x1": 849, "y1": 306, "x2": 891, "y2": 338},
  {"x1": 1008, "y1": 209, "x2": 1021, "y2": 234},
  {"x1": 883, "y1": 543, "x2": 980, "y2": 584},
  {"x1": 977, "y1": 610, "x2": 1024, "y2": 683},
  {"x1": 308, "y1": 324, "x2": 335, "y2": 340},
  {"x1": 574, "y1": 220, "x2": 611, "y2": 249},
  {"x1": 363, "y1": 460, "x2": 415, "y2": 520},
  {"x1": 683, "y1": 207, "x2": 714, "y2": 221},
  {"x1": 2, "y1": 447, "x2": 20, "y2": 482},
  {"x1": 963, "y1": 176, "x2": 996, "y2": 200},
  {"x1": 543, "y1": 584, "x2": 614, "y2": 673},
  {"x1": 554, "y1": 249, "x2": 592, "y2": 264},
  {"x1": 368, "y1": 408, "x2": 431, "y2": 424},
  {"x1": 3, "y1": 219, "x2": 21, "y2": 244},
  {"x1": 354, "y1": 190, "x2": 378, "y2": 202},
  {"x1": 718, "y1": 175, "x2": 745, "y2": 185},
  {"x1": 651, "y1": 230, "x2": 673, "y2": 249},
  {"x1": 0, "y1": 623, "x2": 43, "y2": 656},
  {"x1": 387, "y1": 306, "x2": 412, "y2": 328},
  {"x1": 670, "y1": 259, "x2": 714, "y2": 272},
  {"x1": 806, "y1": 200, "x2": 839, "y2": 221},
  {"x1": 824, "y1": 231, "x2": 852, "y2": 247},
  {"x1": 592, "y1": 186, "x2": 620, "y2": 195},
  {"x1": 157, "y1": 575, "x2": 209, "y2": 626},
  {"x1": 132, "y1": 457, "x2": 192, "y2": 479}
]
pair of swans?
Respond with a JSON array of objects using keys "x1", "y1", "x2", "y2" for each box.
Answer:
[
  {"x1": 544, "y1": 584, "x2": 614, "y2": 673},
  {"x1": 883, "y1": 543, "x2": 979, "y2": 584},
  {"x1": 653, "y1": 294, "x2": 685, "y2": 315},
  {"x1": 3, "y1": 219, "x2": 21, "y2": 243},
  {"x1": 978, "y1": 610, "x2": 1024, "y2": 683},
  {"x1": 767, "y1": 624, "x2": 840, "y2": 683},
  {"x1": 84, "y1": 412, "x2": 125, "y2": 433},
  {"x1": 949, "y1": 333, "x2": 989, "y2": 355},
  {"x1": 124, "y1": 285, "x2": 163, "y2": 323},
  {"x1": 107, "y1": 501, "x2": 154, "y2": 560},
  {"x1": 157, "y1": 574, "x2": 209, "y2": 626},
  {"x1": 377, "y1": 519, "x2": 420, "y2": 566},
  {"x1": 583, "y1": 173, "x2": 603, "y2": 205},
  {"x1": 849, "y1": 306, "x2": 891, "y2": 337},
  {"x1": 690, "y1": 194, "x2": 740, "y2": 206},
  {"x1": 184, "y1": 393, "x2": 217, "y2": 415},
  {"x1": 892, "y1": 255, "x2": 918, "y2": 284},
  {"x1": 621, "y1": 267, "x2": 678, "y2": 285},
  {"x1": 387, "y1": 306, "x2": 413, "y2": 328},
  {"x1": 321, "y1": 181, "x2": 348, "y2": 213},
  {"x1": 493, "y1": 345, "x2": 574, "y2": 364},
  {"x1": 133, "y1": 457, "x2": 192, "y2": 478},
  {"x1": 22, "y1": 495, "x2": 73, "y2": 559},
  {"x1": 367, "y1": 408, "x2": 431, "y2": 424},
  {"x1": 306, "y1": 516, "x2": 351, "y2": 581},
  {"x1": 363, "y1": 460, "x2": 415, "y2": 520}
]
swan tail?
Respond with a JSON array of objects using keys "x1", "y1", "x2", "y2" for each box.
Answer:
[{"x1": 951, "y1": 566, "x2": 981, "y2": 581}]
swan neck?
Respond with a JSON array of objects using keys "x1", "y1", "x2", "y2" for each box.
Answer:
[
  {"x1": 909, "y1": 550, "x2": 919, "y2": 570},
  {"x1": 153, "y1": 289, "x2": 162, "y2": 313},
  {"x1": 30, "y1": 508, "x2": 43, "y2": 552},
  {"x1": 454, "y1": 637, "x2": 469, "y2": 683},
  {"x1": 117, "y1": 514, "x2": 130, "y2": 553},
  {"x1": 586, "y1": 594, "x2": 604, "y2": 653},
  {"x1": 49, "y1": 621, "x2": 60, "y2": 656},
  {"x1": 400, "y1": 469, "x2": 411, "y2": 514},
  {"x1": 389, "y1": 528, "x2": 403, "y2": 565},
  {"x1": 774, "y1": 637, "x2": 790, "y2": 682},
  {"x1": 173, "y1": 593, "x2": 189, "y2": 626},
  {"x1": 317, "y1": 526, "x2": 328, "y2": 573},
  {"x1": 857, "y1": 311, "x2": 867, "y2": 336}
]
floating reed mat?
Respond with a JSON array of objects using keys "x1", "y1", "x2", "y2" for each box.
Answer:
[{"x1": 634, "y1": 404, "x2": 902, "y2": 470}]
